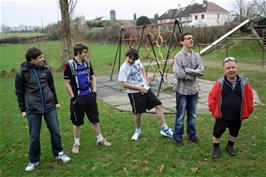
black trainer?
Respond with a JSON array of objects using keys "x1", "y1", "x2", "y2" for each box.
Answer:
[
  {"x1": 174, "y1": 139, "x2": 184, "y2": 146},
  {"x1": 212, "y1": 147, "x2": 221, "y2": 159},
  {"x1": 189, "y1": 137, "x2": 199, "y2": 144},
  {"x1": 226, "y1": 145, "x2": 236, "y2": 156}
]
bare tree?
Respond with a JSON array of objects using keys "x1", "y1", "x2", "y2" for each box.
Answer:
[
  {"x1": 68, "y1": 0, "x2": 77, "y2": 19},
  {"x1": 234, "y1": 0, "x2": 265, "y2": 20},
  {"x1": 59, "y1": 0, "x2": 77, "y2": 63},
  {"x1": 254, "y1": 0, "x2": 266, "y2": 16},
  {"x1": 234, "y1": 0, "x2": 254, "y2": 19}
]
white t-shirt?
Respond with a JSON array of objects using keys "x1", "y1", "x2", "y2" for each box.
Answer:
[{"x1": 118, "y1": 59, "x2": 149, "y2": 93}]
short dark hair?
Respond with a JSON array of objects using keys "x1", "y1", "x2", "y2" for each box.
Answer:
[
  {"x1": 179, "y1": 32, "x2": 192, "y2": 41},
  {"x1": 73, "y1": 42, "x2": 88, "y2": 56},
  {"x1": 25, "y1": 47, "x2": 43, "y2": 62},
  {"x1": 125, "y1": 48, "x2": 139, "y2": 60}
]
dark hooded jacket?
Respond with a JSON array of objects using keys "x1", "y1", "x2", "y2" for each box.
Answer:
[{"x1": 15, "y1": 62, "x2": 58, "y2": 114}]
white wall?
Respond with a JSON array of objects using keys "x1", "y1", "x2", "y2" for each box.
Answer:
[
  {"x1": 190, "y1": 12, "x2": 229, "y2": 27},
  {"x1": 157, "y1": 12, "x2": 229, "y2": 27}
]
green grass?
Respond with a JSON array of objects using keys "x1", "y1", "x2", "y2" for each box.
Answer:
[
  {"x1": 0, "y1": 41, "x2": 63, "y2": 72},
  {"x1": 0, "y1": 41, "x2": 125, "y2": 75},
  {"x1": 0, "y1": 32, "x2": 45, "y2": 40},
  {"x1": 204, "y1": 39, "x2": 263, "y2": 65},
  {"x1": 0, "y1": 39, "x2": 266, "y2": 176}
]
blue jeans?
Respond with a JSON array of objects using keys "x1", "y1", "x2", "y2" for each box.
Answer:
[
  {"x1": 173, "y1": 92, "x2": 198, "y2": 142},
  {"x1": 27, "y1": 110, "x2": 63, "y2": 163}
]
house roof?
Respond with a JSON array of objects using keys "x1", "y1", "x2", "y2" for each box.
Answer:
[
  {"x1": 158, "y1": 2, "x2": 229, "y2": 19},
  {"x1": 157, "y1": 8, "x2": 184, "y2": 20},
  {"x1": 206, "y1": 2, "x2": 229, "y2": 13},
  {"x1": 178, "y1": 3, "x2": 204, "y2": 17}
]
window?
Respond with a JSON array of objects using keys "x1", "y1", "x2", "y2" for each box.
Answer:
[
  {"x1": 201, "y1": 14, "x2": 204, "y2": 19},
  {"x1": 217, "y1": 13, "x2": 220, "y2": 19},
  {"x1": 195, "y1": 15, "x2": 198, "y2": 20}
]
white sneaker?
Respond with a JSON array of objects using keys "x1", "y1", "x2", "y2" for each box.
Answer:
[
  {"x1": 96, "y1": 138, "x2": 112, "y2": 147},
  {"x1": 131, "y1": 131, "x2": 141, "y2": 141},
  {"x1": 25, "y1": 162, "x2": 39, "y2": 172},
  {"x1": 160, "y1": 128, "x2": 173, "y2": 138},
  {"x1": 56, "y1": 151, "x2": 71, "y2": 163},
  {"x1": 72, "y1": 144, "x2": 80, "y2": 154}
]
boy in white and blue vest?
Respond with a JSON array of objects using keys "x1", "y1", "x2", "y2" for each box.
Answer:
[{"x1": 64, "y1": 42, "x2": 111, "y2": 154}]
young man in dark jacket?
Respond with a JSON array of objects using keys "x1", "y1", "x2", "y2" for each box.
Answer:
[
  {"x1": 208, "y1": 57, "x2": 254, "y2": 159},
  {"x1": 15, "y1": 47, "x2": 70, "y2": 172}
]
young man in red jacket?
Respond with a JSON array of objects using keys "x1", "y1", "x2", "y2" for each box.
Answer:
[{"x1": 208, "y1": 57, "x2": 254, "y2": 159}]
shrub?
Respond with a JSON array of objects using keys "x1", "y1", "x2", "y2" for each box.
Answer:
[
  {"x1": 258, "y1": 17, "x2": 266, "y2": 25},
  {"x1": 136, "y1": 16, "x2": 151, "y2": 26},
  {"x1": 0, "y1": 37, "x2": 25, "y2": 44}
]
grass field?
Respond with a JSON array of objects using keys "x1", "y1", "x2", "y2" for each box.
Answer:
[
  {"x1": 0, "y1": 39, "x2": 265, "y2": 176},
  {"x1": 204, "y1": 39, "x2": 263, "y2": 65},
  {"x1": 0, "y1": 32, "x2": 45, "y2": 40},
  {"x1": 0, "y1": 41, "x2": 127, "y2": 75}
]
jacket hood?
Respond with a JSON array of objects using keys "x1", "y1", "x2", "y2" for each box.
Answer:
[
  {"x1": 218, "y1": 75, "x2": 248, "y2": 86},
  {"x1": 20, "y1": 62, "x2": 48, "y2": 71}
]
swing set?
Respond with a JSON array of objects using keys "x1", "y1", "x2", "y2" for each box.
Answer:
[{"x1": 110, "y1": 19, "x2": 183, "y2": 96}]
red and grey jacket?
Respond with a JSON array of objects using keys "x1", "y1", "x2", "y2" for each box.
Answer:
[{"x1": 208, "y1": 75, "x2": 254, "y2": 120}]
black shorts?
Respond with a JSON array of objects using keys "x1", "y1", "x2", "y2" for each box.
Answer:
[
  {"x1": 70, "y1": 93, "x2": 99, "y2": 126},
  {"x1": 213, "y1": 118, "x2": 242, "y2": 138},
  {"x1": 128, "y1": 89, "x2": 162, "y2": 114}
]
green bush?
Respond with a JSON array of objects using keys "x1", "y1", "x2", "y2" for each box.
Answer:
[
  {"x1": 136, "y1": 16, "x2": 151, "y2": 26},
  {"x1": 185, "y1": 23, "x2": 241, "y2": 45},
  {"x1": 258, "y1": 17, "x2": 266, "y2": 25}
]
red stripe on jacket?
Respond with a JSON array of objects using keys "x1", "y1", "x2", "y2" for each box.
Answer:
[{"x1": 208, "y1": 77, "x2": 254, "y2": 120}]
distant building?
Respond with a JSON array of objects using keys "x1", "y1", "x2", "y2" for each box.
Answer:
[
  {"x1": 94, "y1": 17, "x2": 103, "y2": 21},
  {"x1": 110, "y1": 10, "x2": 116, "y2": 21},
  {"x1": 79, "y1": 16, "x2": 86, "y2": 25},
  {"x1": 72, "y1": 15, "x2": 87, "y2": 31},
  {"x1": 157, "y1": 1, "x2": 230, "y2": 27}
]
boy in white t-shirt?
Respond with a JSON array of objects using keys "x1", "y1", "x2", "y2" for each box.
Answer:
[{"x1": 118, "y1": 48, "x2": 173, "y2": 141}]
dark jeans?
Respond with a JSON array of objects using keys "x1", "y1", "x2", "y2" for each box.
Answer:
[
  {"x1": 27, "y1": 110, "x2": 63, "y2": 163},
  {"x1": 173, "y1": 92, "x2": 198, "y2": 141}
]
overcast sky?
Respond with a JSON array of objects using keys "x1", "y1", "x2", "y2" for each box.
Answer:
[{"x1": 1, "y1": 0, "x2": 236, "y2": 28}]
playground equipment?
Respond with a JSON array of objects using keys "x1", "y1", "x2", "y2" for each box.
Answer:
[
  {"x1": 199, "y1": 18, "x2": 251, "y2": 55},
  {"x1": 110, "y1": 19, "x2": 183, "y2": 96},
  {"x1": 199, "y1": 18, "x2": 265, "y2": 68},
  {"x1": 110, "y1": 18, "x2": 264, "y2": 95}
]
